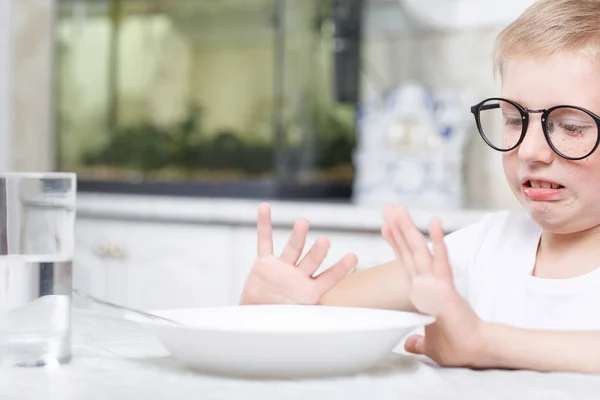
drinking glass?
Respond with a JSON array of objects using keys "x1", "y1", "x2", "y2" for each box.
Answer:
[{"x1": 0, "y1": 173, "x2": 76, "y2": 367}]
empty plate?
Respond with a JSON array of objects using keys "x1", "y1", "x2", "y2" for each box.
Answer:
[{"x1": 135, "y1": 305, "x2": 435, "y2": 378}]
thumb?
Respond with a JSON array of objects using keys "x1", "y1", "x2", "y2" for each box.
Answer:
[{"x1": 404, "y1": 334, "x2": 426, "y2": 355}]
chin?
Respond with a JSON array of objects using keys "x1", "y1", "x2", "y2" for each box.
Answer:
[
  {"x1": 524, "y1": 203, "x2": 589, "y2": 234},
  {"x1": 517, "y1": 195, "x2": 573, "y2": 234},
  {"x1": 527, "y1": 210, "x2": 568, "y2": 233},
  {"x1": 510, "y1": 183, "x2": 589, "y2": 234}
]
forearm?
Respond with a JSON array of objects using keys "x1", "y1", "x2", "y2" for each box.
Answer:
[
  {"x1": 318, "y1": 260, "x2": 416, "y2": 312},
  {"x1": 479, "y1": 323, "x2": 600, "y2": 374}
]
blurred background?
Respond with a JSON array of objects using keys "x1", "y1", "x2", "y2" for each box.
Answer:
[{"x1": 0, "y1": 0, "x2": 535, "y2": 310}]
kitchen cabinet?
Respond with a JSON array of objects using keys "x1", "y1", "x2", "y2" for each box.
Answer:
[
  {"x1": 74, "y1": 218, "x2": 396, "y2": 310},
  {"x1": 73, "y1": 220, "x2": 112, "y2": 308},
  {"x1": 74, "y1": 219, "x2": 236, "y2": 310},
  {"x1": 72, "y1": 194, "x2": 485, "y2": 311}
]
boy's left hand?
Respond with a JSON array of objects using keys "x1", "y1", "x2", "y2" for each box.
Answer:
[{"x1": 382, "y1": 206, "x2": 488, "y2": 368}]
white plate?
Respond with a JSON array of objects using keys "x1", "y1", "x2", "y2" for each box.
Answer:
[{"x1": 138, "y1": 305, "x2": 435, "y2": 378}]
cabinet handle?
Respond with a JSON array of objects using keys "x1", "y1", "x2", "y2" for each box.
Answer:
[
  {"x1": 93, "y1": 242, "x2": 127, "y2": 259},
  {"x1": 109, "y1": 244, "x2": 127, "y2": 259},
  {"x1": 92, "y1": 242, "x2": 109, "y2": 257}
]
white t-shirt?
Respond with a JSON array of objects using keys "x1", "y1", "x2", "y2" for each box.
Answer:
[{"x1": 446, "y1": 211, "x2": 600, "y2": 331}]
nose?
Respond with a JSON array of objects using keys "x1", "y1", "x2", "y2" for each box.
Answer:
[{"x1": 516, "y1": 114, "x2": 554, "y2": 164}]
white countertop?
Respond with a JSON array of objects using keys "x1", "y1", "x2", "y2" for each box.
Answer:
[
  {"x1": 76, "y1": 193, "x2": 494, "y2": 233},
  {"x1": 2, "y1": 310, "x2": 599, "y2": 399}
]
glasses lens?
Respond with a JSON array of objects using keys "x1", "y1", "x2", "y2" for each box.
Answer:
[
  {"x1": 478, "y1": 99, "x2": 523, "y2": 150},
  {"x1": 545, "y1": 107, "x2": 598, "y2": 159}
]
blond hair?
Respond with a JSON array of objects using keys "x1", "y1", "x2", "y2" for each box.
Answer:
[{"x1": 494, "y1": 0, "x2": 600, "y2": 76}]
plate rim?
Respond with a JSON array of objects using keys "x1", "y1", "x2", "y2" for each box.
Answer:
[{"x1": 139, "y1": 304, "x2": 436, "y2": 333}]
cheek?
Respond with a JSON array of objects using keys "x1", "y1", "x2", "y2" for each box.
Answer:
[
  {"x1": 568, "y1": 162, "x2": 600, "y2": 192},
  {"x1": 570, "y1": 151, "x2": 600, "y2": 181},
  {"x1": 561, "y1": 157, "x2": 600, "y2": 206}
]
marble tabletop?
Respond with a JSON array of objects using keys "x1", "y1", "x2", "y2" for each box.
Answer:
[{"x1": 2, "y1": 310, "x2": 600, "y2": 400}]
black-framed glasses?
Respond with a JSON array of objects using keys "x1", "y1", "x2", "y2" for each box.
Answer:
[{"x1": 470, "y1": 97, "x2": 600, "y2": 160}]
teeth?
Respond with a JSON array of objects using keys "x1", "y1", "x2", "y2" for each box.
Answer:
[{"x1": 528, "y1": 180, "x2": 561, "y2": 189}]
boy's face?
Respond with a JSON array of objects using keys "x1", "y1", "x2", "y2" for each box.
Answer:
[{"x1": 501, "y1": 53, "x2": 600, "y2": 234}]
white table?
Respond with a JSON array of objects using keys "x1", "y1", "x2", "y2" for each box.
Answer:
[{"x1": 2, "y1": 310, "x2": 600, "y2": 400}]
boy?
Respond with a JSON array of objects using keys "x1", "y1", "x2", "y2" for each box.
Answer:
[{"x1": 240, "y1": 0, "x2": 600, "y2": 374}]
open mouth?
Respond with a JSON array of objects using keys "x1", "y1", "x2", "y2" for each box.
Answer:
[{"x1": 524, "y1": 180, "x2": 564, "y2": 190}]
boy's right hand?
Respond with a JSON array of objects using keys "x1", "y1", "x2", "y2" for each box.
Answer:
[{"x1": 239, "y1": 203, "x2": 358, "y2": 306}]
